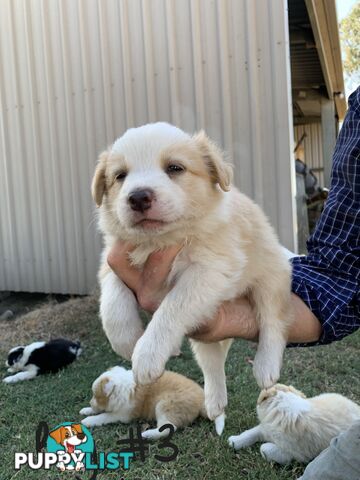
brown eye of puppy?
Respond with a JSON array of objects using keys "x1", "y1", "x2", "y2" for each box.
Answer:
[
  {"x1": 166, "y1": 164, "x2": 185, "y2": 175},
  {"x1": 115, "y1": 171, "x2": 127, "y2": 181}
]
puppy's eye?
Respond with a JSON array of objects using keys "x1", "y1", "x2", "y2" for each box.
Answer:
[
  {"x1": 166, "y1": 164, "x2": 185, "y2": 175},
  {"x1": 115, "y1": 171, "x2": 127, "y2": 181}
]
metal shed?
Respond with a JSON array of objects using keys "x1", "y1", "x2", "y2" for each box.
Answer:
[{"x1": 0, "y1": 0, "x2": 344, "y2": 294}]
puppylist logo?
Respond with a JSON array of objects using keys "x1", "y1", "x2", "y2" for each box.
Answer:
[
  {"x1": 47, "y1": 422, "x2": 96, "y2": 471},
  {"x1": 15, "y1": 421, "x2": 178, "y2": 478}
]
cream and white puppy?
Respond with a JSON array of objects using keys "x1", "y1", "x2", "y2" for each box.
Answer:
[
  {"x1": 92, "y1": 122, "x2": 292, "y2": 425},
  {"x1": 228, "y1": 384, "x2": 360, "y2": 464},
  {"x1": 79, "y1": 366, "x2": 212, "y2": 439}
]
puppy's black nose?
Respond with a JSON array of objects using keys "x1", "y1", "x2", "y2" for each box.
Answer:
[
  {"x1": 77, "y1": 432, "x2": 86, "y2": 440},
  {"x1": 128, "y1": 189, "x2": 154, "y2": 212}
]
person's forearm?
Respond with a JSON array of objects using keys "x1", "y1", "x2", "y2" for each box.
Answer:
[
  {"x1": 191, "y1": 293, "x2": 322, "y2": 344},
  {"x1": 288, "y1": 293, "x2": 322, "y2": 343}
]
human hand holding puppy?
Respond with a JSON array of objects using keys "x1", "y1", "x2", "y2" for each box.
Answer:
[{"x1": 108, "y1": 241, "x2": 322, "y2": 345}]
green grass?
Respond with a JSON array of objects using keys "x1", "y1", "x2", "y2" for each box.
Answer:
[{"x1": 0, "y1": 299, "x2": 359, "y2": 480}]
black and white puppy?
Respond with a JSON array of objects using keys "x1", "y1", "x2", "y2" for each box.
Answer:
[{"x1": 3, "y1": 338, "x2": 82, "y2": 383}]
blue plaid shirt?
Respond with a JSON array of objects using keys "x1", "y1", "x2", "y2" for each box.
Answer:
[{"x1": 291, "y1": 86, "x2": 360, "y2": 345}]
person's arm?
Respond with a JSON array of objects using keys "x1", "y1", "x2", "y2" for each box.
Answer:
[
  {"x1": 190, "y1": 293, "x2": 321, "y2": 344},
  {"x1": 289, "y1": 87, "x2": 360, "y2": 345},
  {"x1": 107, "y1": 242, "x2": 322, "y2": 344}
]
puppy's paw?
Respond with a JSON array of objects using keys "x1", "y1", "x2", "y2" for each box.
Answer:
[
  {"x1": 3, "y1": 376, "x2": 17, "y2": 384},
  {"x1": 132, "y1": 337, "x2": 167, "y2": 385},
  {"x1": 253, "y1": 354, "x2": 281, "y2": 389},
  {"x1": 260, "y1": 443, "x2": 274, "y2": 462},
  {"x1": 228, "y1": 434, "x2": 244, "y2": 450},
  {"x1": 141, "y1": 428, "x2": 163, "y2": 441},
  {"x1": 260, "y1": 442, "x2": 292, "y2": 465},
  {"x1": 214, "y1": 413, "x2": 225, "y2": 435},
  {"x1": 142, "y1": 424, "x2": 175, "y2": 440},
  {"x1": 204, "y1": 389, "x2": 227, "y2": 421},
  {"x1": 81, "y1": 416, "x2": 101, "y2": 428},
  {"x1": 79, "y1": 407, "x2": 94, "y2": 416},
  {"x1": 132, "y1": 356, "x2": 165, "y2": 385}
]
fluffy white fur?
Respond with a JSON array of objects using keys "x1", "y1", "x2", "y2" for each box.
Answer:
[
  {"x1": 92, "y1": 122, "x2": 292, "y2": 424},
  {"x1": 228, "y1": 384, "x2": 360, "y2": 464},
  {"x1": 80, "y1": 366, "x2": 214, "y2": 439}
]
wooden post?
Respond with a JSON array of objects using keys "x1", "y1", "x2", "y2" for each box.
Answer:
[{"x1": 321, "y1": 98, "x2": 337, "y2": 187}]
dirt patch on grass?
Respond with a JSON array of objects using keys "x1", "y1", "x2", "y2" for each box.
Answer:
[
  {"x1": 0, "y1": 291, "x2": 73, "y2": 319},
  {"x1": 0, "y1": 294, "x2": 99, "y2": 353}
]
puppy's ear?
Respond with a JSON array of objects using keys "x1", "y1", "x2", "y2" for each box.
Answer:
[
  {"x1": 72, "y1": 424, "x2": 83, "y2": 434},
  {"x1": 49, "y1": 426, "x2": 65, "y2": 445},
  {"x1": 193, "y1": 130, "x2": 232, "y2": 192},
  {"x1": 101, "y1": 377, "x2": 115, "y2": 397},
  {"x1": 257, "y1": 387, "x2": 277, "y2": 405},
  {"x1": 8, "y1": 346, "x2": 24, "y2": 364},
  {"x1": 91, "y1": 149, "x2": 109, "y2": 207},
  {"x1": 288, "y1": 385, "x2": 307, "y2": 398}
]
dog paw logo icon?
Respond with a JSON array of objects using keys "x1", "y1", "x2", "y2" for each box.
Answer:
[{"x1": 47, "y1": 422, "x2": 94, "y2": 472}]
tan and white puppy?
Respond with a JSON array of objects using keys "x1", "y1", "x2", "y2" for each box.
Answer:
[
  {"x1": 79, "y1": 366, "x2": 213, "y2": 439},
  {"x1": 92, "y1": 122, "x2": 292, "y2": 426},
  {"x1": 228, "y1": 384, "x2": 360, "y2": 464}
]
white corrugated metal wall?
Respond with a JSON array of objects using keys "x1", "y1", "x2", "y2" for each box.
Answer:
[
  {"x1": 294, "y1": 123, "x2": 324, "y2": 186},
  {"x1": 0, "y1": 0, "x2": 295, "y2": 294}
]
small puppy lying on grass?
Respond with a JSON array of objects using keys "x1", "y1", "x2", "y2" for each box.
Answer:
[
  {"x1": 80, "y1": 366, "x2": 220, "y2": 439},
  {"x1": 3, "y1": 339, "x2": 82, "y2": 383},
  {"x1": 228, "y1": 384, "x2": 360, "y2": 465}
]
